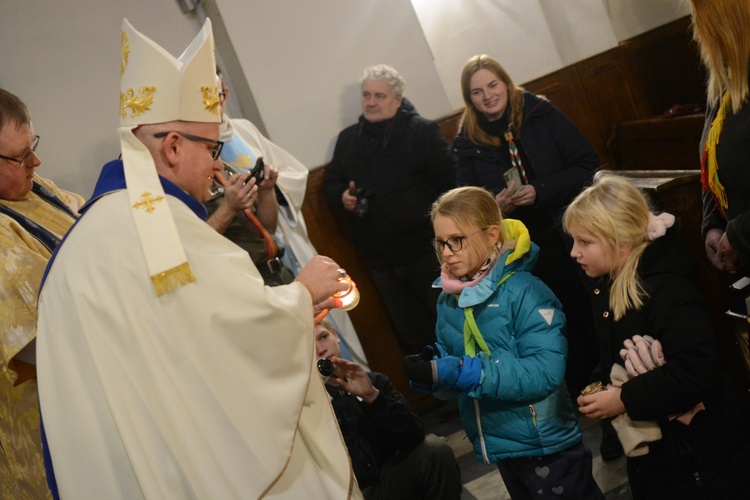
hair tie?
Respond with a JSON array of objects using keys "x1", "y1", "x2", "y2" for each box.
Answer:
[{"x1": 647, "y1": 212, "x2": 675, "y2": 241}]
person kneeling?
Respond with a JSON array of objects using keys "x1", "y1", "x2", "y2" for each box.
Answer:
[{"x1": 315, "y1": 320, "x2": 462, "y2": 499}]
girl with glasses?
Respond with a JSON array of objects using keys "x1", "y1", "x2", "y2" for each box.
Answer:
[{"x1": 406, "y1": 186, "x2": 603, "y2": 499}]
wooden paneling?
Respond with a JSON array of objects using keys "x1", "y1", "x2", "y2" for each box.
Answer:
[
  {"x1": 608, "y1": 113, "x2": 705, "y2": 170},
  {"x1": 623, "y1": 16, "x2": 707, "y2": 115}
]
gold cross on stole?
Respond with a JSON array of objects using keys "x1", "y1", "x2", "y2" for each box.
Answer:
[{"x1": 132, "y1": 192, "x2": 165, "y2": 213}]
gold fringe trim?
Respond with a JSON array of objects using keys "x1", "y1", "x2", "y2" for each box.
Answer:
[{"x1": 151, "y1": 262, "x2": 196, "y2": 296}]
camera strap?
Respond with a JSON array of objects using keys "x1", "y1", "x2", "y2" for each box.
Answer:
[{"x1": 213, "y1": 171, "x2": 279, "y2": 260}]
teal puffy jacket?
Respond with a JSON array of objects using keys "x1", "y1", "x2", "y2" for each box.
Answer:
[{"x1": 434, "y1": 219, "x2": 581, "y2": 463}]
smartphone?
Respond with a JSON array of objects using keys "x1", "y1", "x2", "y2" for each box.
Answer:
[
  {"x1": 244, "y1": 157, "x2": 265, "y2": 186},
  {"x1": 503, "y1": 167, "x2": 523, "y2": 194},
  {"x1": 727, "y1": 276, "x2": 750, "y2": 318}
]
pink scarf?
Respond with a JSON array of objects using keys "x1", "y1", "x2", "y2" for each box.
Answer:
[{"x1": 440, "y1": 258, "x2": 493, "y2": 294}]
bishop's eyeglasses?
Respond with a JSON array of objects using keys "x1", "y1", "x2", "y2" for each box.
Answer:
[{"x1": 153, "y1": 131, "x2": 224, "y2": 160}]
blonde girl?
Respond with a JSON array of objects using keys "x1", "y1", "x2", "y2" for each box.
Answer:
[{"x1": 564, "y1": 171, "x2": 750, "y2": 499}]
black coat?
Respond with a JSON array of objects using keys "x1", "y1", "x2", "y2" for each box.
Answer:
[
  {"x1": 590, "y1": 226, "x2": 750, "y2": 498},
  {"x1": 700, "y1": 98, "x2": 750, "y2": 261},
  {"x1": 452, "y1": 92, "x2": 599, "y2": 222},
  {"x1": 327, "y1": 372, "x2": 425, "y2": 490},
  {"x1": 324, "y1": 99, "x2": 456, "y2": 265}
]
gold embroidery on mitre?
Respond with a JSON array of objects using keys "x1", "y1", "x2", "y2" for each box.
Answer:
[
  {"x1": 132, "y1": 192, "x2": 165, "y2": 213},
  {"x1": 201, "y1": 86, "x2": 221, "y2": 115},
  {"x1": 121, "y1": 31, "x2": 130, "y2": 76},
  {"x1": 120, "y1": 86, "x2": 157, "y2": 119},
  {"x1": 231, "y1": 154, "x2": 254, "y2": 169},
  {"x1": 151, "y1": 261, "x2": 197, "y2": 296}
]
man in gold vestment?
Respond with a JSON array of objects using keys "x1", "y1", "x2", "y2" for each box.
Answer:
[{"x1": 0, "y1": 88, "x2": 83, "y2": 499}]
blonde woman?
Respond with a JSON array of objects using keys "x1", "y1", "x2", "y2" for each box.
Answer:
[
  {"x1": 693, "y1": 0, "x2": 750, "y2": 277},
  {"x1": 453, "y1": 54, "x2": 601, "y2": 403},
  {"x1": 564, "y1": 172, "x2": 750, "y2": 498}
]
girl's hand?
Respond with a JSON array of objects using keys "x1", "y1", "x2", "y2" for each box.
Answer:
[{"x1": 577, "y1": 386, "x2": 625, "y2": 419}]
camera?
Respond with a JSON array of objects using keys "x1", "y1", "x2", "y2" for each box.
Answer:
[
  {"x1": 244, "y1": 157, "x2": 265, "y2": 186},
  {"x1": 317, "y1": 358, "x2": 335, "y2": 379},
  {"x1": 348, "y1": 187, "x2": 373, "y2": 218}
]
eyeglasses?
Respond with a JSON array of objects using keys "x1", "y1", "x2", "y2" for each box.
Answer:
[
  {"x1": 433, "y1": 229, "x2": 486, "y2": 254},
  {"x1": 153, "y1": 131, "x2": 224, "y2": 160},
  {"x1": 0, "y1": 135, "x2": 40, "y2": 170},
  {"x1": 218, "y1": 91, "x2": 227, "y2": 104}
]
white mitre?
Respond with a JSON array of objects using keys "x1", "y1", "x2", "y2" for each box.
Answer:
[{"x1": 118, "y1": 18, "x2": 221, "y2": 295}]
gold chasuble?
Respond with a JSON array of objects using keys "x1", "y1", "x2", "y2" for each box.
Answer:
[{"x1": 0, "y1": 175, "x2": 82, "y2": 500}]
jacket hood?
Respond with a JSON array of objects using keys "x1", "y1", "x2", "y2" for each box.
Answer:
[{"x1": 357, "y1": 96, "x2": 418, "y2": 127}]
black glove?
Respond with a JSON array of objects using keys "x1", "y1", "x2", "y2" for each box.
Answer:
[{"x1": 403, "y1": 344, "x2": 440, "y2": 386}]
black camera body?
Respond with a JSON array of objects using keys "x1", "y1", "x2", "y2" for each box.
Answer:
[
  {"x1": 245, "y1": 157, "x2": 265, "y2": 186},
  {"x1": 349, "y1": 187, "x2": 373, "y2": 218}
]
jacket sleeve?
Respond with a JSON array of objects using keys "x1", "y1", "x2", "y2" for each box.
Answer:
[
  {"x1": 471, "y1": 276, "x2": 568, "y2": 403},
  {"x1": 701, "y1": 189, "x2": 727, "y2": 238},
  {"x1": 526, "y1": 106, "x2": 599, "y2": 210},
  {"x1": 620, "y1": 274, "x2": 719, "y2": 420},
  {"x1": 725, "y1": 214, "x2": 750, "y2": 258},
  {"x1": 455, "y1": 143, "x2": 479, "y2": 188},
  {"x1": 323, "y1": 129, "x2": 352, "y2": 212},
  {"x1": 364, "y1": 372, "x2": 426, "y2": 458},
  {"x1": 699, "y1": 103, "x2": 728, "y2": 239},
  {"x1": 419, "y1": 120, "x2": 457, "y2": 195}
]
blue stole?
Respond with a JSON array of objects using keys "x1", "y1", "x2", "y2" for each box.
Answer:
[
  {"x1": 0, "y1": 182, "x2": 78, "y2": 252},
  {"x1": 220, "y1": 133, "x2": 258, "y2": 173}
]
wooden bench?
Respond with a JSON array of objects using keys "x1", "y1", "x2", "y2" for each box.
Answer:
[{"x1": 607, "y1": 113, "x2": 705, "y2": 171}]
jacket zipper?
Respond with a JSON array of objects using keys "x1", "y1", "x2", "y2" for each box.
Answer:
[{"x1": 529, "y1": 404, "x2": 537, "y2": 427}]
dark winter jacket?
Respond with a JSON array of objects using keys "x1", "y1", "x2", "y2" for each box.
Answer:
[
  {"x1": 327, "y1": 372, "x2": 425, "y2": 490},
  {"x1": 700, "y1": 99, "x2": 750, "y2": 261},
  {"x1": 591, "y1": 227, "x2": 718, "y2": 417},
  {"x1": 453, "y1": 92, "x2": 598, "y2": 223},
  {"x1": 324, "y1": 99, "x2": 456, "y2": 265},
  {"x1": 590, "y1": 225, "x2": 750, "y2": 498}
]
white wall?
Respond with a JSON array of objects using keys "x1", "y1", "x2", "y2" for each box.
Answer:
[
  {"x1": 1, "y1": 0, "x2": 202, "y2": 197},
  {"x1": 1, "y1": 0, "x2": 691, "y2": 198},
  {"x1": 212, "y1": 0, "x2": 451, "y2": 169},
  {"x1": 411, "y1": 0, "x2": 689, "y2": 112}
]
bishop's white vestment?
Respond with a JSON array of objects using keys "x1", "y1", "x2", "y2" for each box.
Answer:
[{"x1": 36, "y1": 161, "x2": 361, "y2": 499}]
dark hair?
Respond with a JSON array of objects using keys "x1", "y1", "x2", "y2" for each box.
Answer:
[{"x1": 0, "y1": 88, "x2": 32, "y2": 136}]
